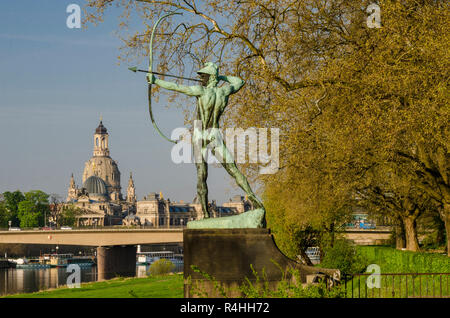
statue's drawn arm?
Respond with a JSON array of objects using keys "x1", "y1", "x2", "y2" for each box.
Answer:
[
  {"x1": 219, "y1": 75, "x2": 245, "y2": 95},
  {"x1": 149, "y1": 75, "x2": 203, "y2": 97}
]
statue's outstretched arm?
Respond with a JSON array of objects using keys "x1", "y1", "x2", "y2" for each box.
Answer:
[
  {"x1": 148, "y1": 74, "x2": 203, "y2": 97},
  {"x1": 219, "y1": 75, "x2": 245, "y2": 95}
]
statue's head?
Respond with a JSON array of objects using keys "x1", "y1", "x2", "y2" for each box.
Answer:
[{"x1": 197, "y1": 62, "x2": 219, "y2": 87}]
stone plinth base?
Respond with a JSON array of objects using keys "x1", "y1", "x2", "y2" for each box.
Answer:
[
  {"x1": 97, "y1": 245, "x2": 136, "y2": 281},
  {"x1": 183, "y1": 229, "x2": 339, "y2": 297}
]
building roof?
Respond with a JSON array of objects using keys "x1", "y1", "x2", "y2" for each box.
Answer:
[
  {"x1": 216, "y1": 207, "x2": 236, "y2": 214},
  {"x1": 169, "y1": 206, "x2": 194, "y2": 213},
  {"x1": 95, "y1": 121, "x2": 108, "y2": 134},
  {"x1": 231, "y1": 195, "x2": 245, "y2": 202},
  {"x1": 83, "y1": 176, "x2": 108, "y2": 196}
]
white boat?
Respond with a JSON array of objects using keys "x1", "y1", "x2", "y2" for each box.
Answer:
[
  {"x1": 136, "y1": 251, "x2": 182, "y2": 265},
  {"x1": 14, "y1": 258, "x2": 28, "y2": 265},
  {"x1": 42, "y1": 253, "x2": 74, "y2": 267}
]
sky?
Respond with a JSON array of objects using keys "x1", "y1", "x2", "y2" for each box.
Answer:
[{"x1": 0, "y1": 0, "x2": 247, "y2": 204}]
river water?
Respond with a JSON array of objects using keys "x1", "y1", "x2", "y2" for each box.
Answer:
[{"x1": 0, "y1": 264, "x2": 183, "y2": 296}]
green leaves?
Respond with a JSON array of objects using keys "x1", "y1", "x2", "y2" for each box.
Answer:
[{"x1": 1, "y1": 190, "x2": 50, "y2": 228}]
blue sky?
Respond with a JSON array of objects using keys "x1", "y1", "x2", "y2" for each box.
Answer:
[{"x1": 0, "y1": 0, "x2": 245, "y2": 204}]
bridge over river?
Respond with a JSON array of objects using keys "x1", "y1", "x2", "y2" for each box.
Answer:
[
  {"x1": 0, "y1": 226, "x2": 391, "y2": 246},
  {"x1": 0, "y1": 228, "x2": 183, "y2": 280},
  {"x1": 0, "y1": 227, "x2": 390, "y2": 280},
  {"x1": 0, "y1": 228, "x2": 183, "y2": 246}
]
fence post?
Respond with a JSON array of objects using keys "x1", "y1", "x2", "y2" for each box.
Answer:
[
  {"x1": 365, "y1": 275, "x2": 367, "y2": 298},
  {"x1": 392, "y1": 275, "x2": 395, "y2": 298},
  {"x1": 433, "y1": 275, "x2": 435, "y2": 297},
  {"x1": 358, "y1": 276, "x2": 361, "y2": 298},
  {"x1": 345, "y1": 275, "x2": 348, "y2": 298},
  {"x1": 406, "y1": 275, "x2": 408, "y2": 298},
  {"x1": 352, "y1": 275, "x2": 354, "y2": 298},
  {"x1": 419, "y1": 275, "x2": 421, "y2": 297}
]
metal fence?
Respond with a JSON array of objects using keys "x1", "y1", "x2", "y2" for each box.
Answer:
[{"x1": 343, "y1": 273, "x2": 450, "y2": 298}]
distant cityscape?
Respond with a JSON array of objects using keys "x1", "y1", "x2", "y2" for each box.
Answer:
[{"x1": 64, "y1": 120, "x2": 254, "y2": 227}]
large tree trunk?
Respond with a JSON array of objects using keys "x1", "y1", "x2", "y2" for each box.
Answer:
[
  {"x1": 329, "y1": 222, "x2": 335, "y2": 248},
  {"x1": 298, "y1": 248, "x2": 314, "y2": 266},
  {"x1": 395, "y1": 218, "x2": 406, "y2": 250},
  {"x1": 403, "y1": 215, "x2": 420, "y2": 251},
  {"x1": 443, "y1": 203, "x2": 450, "y2": 257}
]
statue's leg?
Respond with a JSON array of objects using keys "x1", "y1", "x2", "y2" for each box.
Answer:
[
  {"x1": 195, "y1": 160, "x2": 210, "y2": 218},
  {"x1": 223, "y1": 161, "x2": 264, "y2": 210},
  {"x1": 192, "y1": 128, "x2": 210, "y2": 219},
  {"x1": 212, "y1": 141, "x2": 264, "y2": 211}
]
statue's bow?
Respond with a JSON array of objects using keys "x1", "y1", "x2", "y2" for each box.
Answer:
[{"x1": 148, "y1": 11, "x2": 182, "y2": 144}]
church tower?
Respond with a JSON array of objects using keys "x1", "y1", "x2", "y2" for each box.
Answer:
[
  {"x1": 82, "y1": 119, "x2": 122, "y2": 201},
  {"x1": 67, "y1": 173, "x2": 79, "y2": 201},
  {"x1": 126, "y1": 172, "x2": 137, "y2": 203},
  {"x1": 93, "y1": 120, "x2": 110, "y2": 157}
]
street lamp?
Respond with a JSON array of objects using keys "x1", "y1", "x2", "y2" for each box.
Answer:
[
  {"x1": 55, "y1": 246, "x2": 59, "y2": 255},
  {"x1": 8, "y1": 220, "x2": 11, "y2": 230}
]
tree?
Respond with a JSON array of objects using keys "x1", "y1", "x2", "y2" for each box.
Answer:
[
  {"x1": 358, "y1": 163, "x2": 433, "y2": 251},
  {"x1": 58, "y1": 204, "x2": 82, "y2": 227},
  {"x1": 417, "y1": 204, "x2": 447, "y2": 250},
  {"x1": 17, "y1": 201, "x2": 41, "y2": 228},
  {"x1": 48, "y1": 194, "x2": 63, "y2": 226},
  {"x1": 85, "y1": 0, "x2": 449, "y2": 253},
  {"x1": 0, "y1": 201, "x2": 8, "y2": 228},
  {"x1": 2, "y1": 191, "x2": 25, "y2": 227},
  {"x1": 17, "y1": 191, "x2": 50, "y2": 228}
]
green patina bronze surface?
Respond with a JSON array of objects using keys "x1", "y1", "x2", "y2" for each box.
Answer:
[
  {"x1": 186, "y1": 208, "x2": 266, "y2": 229},
  {"x1": 142, "y1": 13, "x2": 265, "y2": 229}
]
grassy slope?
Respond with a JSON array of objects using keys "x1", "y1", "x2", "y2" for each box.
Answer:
[
  {"x1": 2, "y1": 274, "x2": 184, "y2": 298},
  {"x1": 346, "y1": 246, "x2": 450, "y2": 298},
  {"x1": 357, "y1": 246, "x2": 450, "y2": 273}
]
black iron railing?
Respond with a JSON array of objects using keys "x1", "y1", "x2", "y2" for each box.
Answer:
[{"x1": 343, "y1": 273, "x2": 450, "y2": 298}]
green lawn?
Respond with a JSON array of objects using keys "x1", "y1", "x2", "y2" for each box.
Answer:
[
  {"x1": 344, "y1": 273, "x2": 449, "y2": 298},
  {"x1": 357, "y1": 246, "x2": 450, "y2": 273},
  {"x1": 2, "y1": 274, "x2": 184, "y2": 298}
]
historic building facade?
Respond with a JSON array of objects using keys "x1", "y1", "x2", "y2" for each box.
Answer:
[
  {"x1": 66, "y1": 120, "x2": 134, "y2": 226},
  {"x1": 125, "y1": 193, "x2": 251, "y2": 227},
  {"x1": 66, "y1": 120, "x2": 252, "y2": 227}
]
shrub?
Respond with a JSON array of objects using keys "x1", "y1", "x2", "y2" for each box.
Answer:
[
  {"x1": 189, "y1": 264, "x2": 346, "y2": 298},
  {"x1": 320, "y1": 239, "x2": 368, "y2": 276},
  {"x1": 148, "y1": 259, "x2": 175, "y2": 276}
]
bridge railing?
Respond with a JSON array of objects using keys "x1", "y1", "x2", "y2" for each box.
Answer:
[{"x1": 0, "y1": 225, "x2": 187, "y2": 232}]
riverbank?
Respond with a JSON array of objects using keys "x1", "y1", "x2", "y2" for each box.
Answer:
[{"x1": 2, "y1": 274, "x2": 184, "y2": 298}]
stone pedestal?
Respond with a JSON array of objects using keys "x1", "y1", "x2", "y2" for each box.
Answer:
[
  {"x1": 97, "y1": 245, "x2": 136, "y2": 280},
  {"x1": 183, "y1": 229, "x2": 339, "y2": 297}
]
